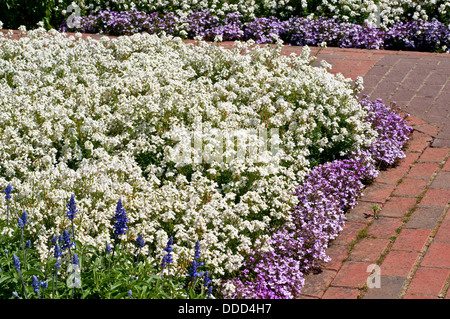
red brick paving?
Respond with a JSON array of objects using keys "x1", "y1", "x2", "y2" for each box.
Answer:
[
  {"x1": 5, "y1": 28, "x2": 450, "y2": 299},
  {"x1": 392, "y1": 177, "x2": 428, "y2": 197},
  {"x1": 405, "y1": 267, "x2": 450, "y2": 297},
  {"x1": 390, "y1": 228, "x2": 431, "y2": 252},
  {"x1": 294, "y1": 43, "x2": 450, "y2": 299}
]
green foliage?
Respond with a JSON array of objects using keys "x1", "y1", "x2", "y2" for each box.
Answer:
[
  {"x1": 0, "y1": 0, "x2": 55, "y2": 29},
  {"x1": 0, "y1": 217, "x2": 213, "y2": 299}
]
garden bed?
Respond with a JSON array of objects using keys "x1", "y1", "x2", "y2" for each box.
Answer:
[{"x1": 0, "y1": 26, "x2": 414, "y2": 298}]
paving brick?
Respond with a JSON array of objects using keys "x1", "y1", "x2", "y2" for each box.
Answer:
[
  {"x1": 408, "y1": 96, "x2": 435, "y2": 113},
  {"x1": 380, "y1": 250, "x2": 419, "y2": 277},
  {"x1": 379, "y1": 197, "x2": 417, "y2": 218},
  {"x1": 420, "y1": 112, "x2": 447, "y2": 127},
  {"x1": 424, "y1": 72, "x2": 449, "y2": 86},
  {"x1": 432, "y1": 138, "x2": 450, "y2": 148},
  {"x1": 412, "y1": 123, "x2": 440, "y2": 137},
  {"x1": 348, "y1": 238, "x2": 391, "y2": 263},
  {"x1": 299, "y1": 269, "x2": 336, "y2": 298},
  {"x1": 331, "y1": 221, "x2": 367, "y2": 246},
  {"x1": 434, "y1": 221, "x2": 450, "y2": 243},
  {"x1": 394, "y1": 151, "x2": 421, "y2": 169},
  {"x1": 361, "y1": 182, "x2": 395, "y2": 204},
  {"x1": 406, "y1": 115, "x2": 427, "y2": 126},
  {"x1": 375, "y1": 167, "x2": 408, "y2": 185},
  {"x1": 393, "y1": 177, "x2": 428, "y2": 197},
  {"x1": 416, "y1": 85, "x2": 443, "y2": 98},
  {"x1": 367, "y1": 217, "x2": 403, "y2": 239},
  {"x1": 322, "y1": 287, "x2": 360, "y2": 299},
  {"x1": 391, "y1": 228, "x2": 431, "y2": 251},
  {"x1": 345, "y1": 201, "x2": 376, "y2": 222},
  {"x1": 362, "y1": 276, "x2": 406, "y2": 299},
  {"x1": 376, "y1": 55, "x2": 401, "y2": 67},
  {"x1": 418, "y1": 147, "x2": 449, "y2": 163},
  {"x1": 429, "y1": 171, "x2": 450, "y2": 190},
  {"x1": 404, "y1": 132, "x2": 432, "y2": 153},
  {"x1": 407, "y1": 162, "x2": 439, "y2": 179},
  {"x1": 366, "y1": 65, "x2": 392, "y2": 76},
  {"x1": 443, "y1": 159, "x2": 450, "y2": 171},
  {"x1": 406, "y1": 267, "x2": 450, "y2": 296},
  {"x1": 420, "y1": 189, "x2": 450, "y2": 207},
  {"x1": 421, "y1": 242, "x2": 450, "y2": 268},
  {"x1": 403, "y1": 294, "x2": 439, "y2": 299},
  {"x1": 436, "y1": 128, "x2": 450, "y2": 139},
  {"x1": 446, "y1": 287, "x2": 450, "y2": 299},
  {"x1": 322, "y1": 244, "x2": 350, "y2": 271},
  {"x1": 405, "y1": 206, "x2": 444, "y2": 229},
  {"x1": 391, "y1": 89, "x2": 415, "y2": 103},
  {"x1": 331, "y1": 261, "x2": 373, "y2": 288}
]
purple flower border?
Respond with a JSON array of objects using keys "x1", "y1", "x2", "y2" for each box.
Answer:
[
  {"x1": 61, "y1": 9, "x2": 450, "y2": 53},
  {"x1": 223, "y1": 97, "x2": 413, "y2": 299}
]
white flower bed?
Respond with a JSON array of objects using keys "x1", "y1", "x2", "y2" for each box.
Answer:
[{"x1": 0, "y1": 28, "x2": 375, "y2": 278}]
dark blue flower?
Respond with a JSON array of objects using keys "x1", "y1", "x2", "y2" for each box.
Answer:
[
  {"x1": 4, "y1": 184, "x2": 13, "y2": 200},
  {"x1": 40, "y1": 281, "x2": 48, "y2": 290},
  {"x1": 25, "y1": 240, "x2": 31, "y2": 249},
  {"x1": 188, "y1": 241, "x2": 204, "y2": 279},
  {"x1": 207, "y1": 285, "x2": 213, "y2": 299},
  {"x1": 194, "y1": 240, "x2": 201, "y2": 260},
  {"x1": 17, "y1": 211, "x2": 28, "y2": 228},
  {"x1": 55, "y1": 259, "x2": 62, "y2": 271},
  {"x1": 136, "y1": 235, "x2": 145, "y2": 248},
  {"x1": 106, "y1": 243, "x2": 112, "y2": 253},
  {"x1": 66, "y1": 194, "x2": 78, "y2": 220},
  {"x1": 72, "y1": 253, "x2": 79, "y2": 266},
  {"x1": 12, "y1": 254, "x2": 20, "y2": 271},
  {"x1": 60, "y1": 230, "x2": 74, "y2": 250},
  {"x1": 17, "y1": 217, "x2": 24, "y2": 229},
  {"x1": 54, "y1": 243, "x2": 63, "y2": 258},
  {"x1": 113, "y1": 199, "x2": 128, "y2": 235},
  {"x1": 203, "y1": 270, "x2": 211, "y2": 287},
  {"x1": 31, "y1": 275, "x2": 40, "y2": 293},
  {"x1": 161, "y1": 237, "x2": 173, "y2": 268}
]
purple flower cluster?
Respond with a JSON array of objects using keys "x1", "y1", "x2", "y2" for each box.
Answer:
[
  {"x1": 383, "y1": 18, "x2": 450, "y2": 52},
  {"x1": 224, "y1": 98, "x2": 412, "y2": 299},
  {"x1": 60, "y1": 10, "x2": 182, "y2": 36},
  {"x1": 61, "y1": 10, "x2": 450, "y2": 52},
  {"x1": 282, "y1": 17, "x2": 384, "y2": 49},
  {"x1": 187, "y1": 11, "x2": 244, "y2": 41},
  {"x1": 362, "y1": 97, "x2": 413, "y2": 167}
]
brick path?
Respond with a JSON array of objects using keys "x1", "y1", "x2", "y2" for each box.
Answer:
[
  {"x1": 4, "y1": 29, "x2": 450, "y2": 299},
  {"x1": 292, "y1": 47, "x2": 450, "y2": 299}
]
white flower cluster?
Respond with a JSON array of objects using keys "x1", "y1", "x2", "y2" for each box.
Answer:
[{"x1": 0, "y1": 28, "x2": 375, "y2": 277}]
